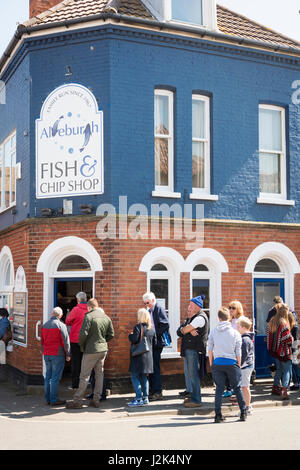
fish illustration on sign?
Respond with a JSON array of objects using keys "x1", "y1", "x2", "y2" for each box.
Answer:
[
  {"x1": 52, "y1": 115, "x2": 64, "y2": 137},
  {"x1": 80, "y1": 123, "x2": 92, "y2": 152}
]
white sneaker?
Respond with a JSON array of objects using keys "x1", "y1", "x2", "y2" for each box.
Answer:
[{"x1": 246, "y1": 405, "x2": 253, "y2": 415}]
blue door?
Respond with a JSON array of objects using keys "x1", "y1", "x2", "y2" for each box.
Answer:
[{"x1": 254, "y1": 278, "x2": 284, "y2": 378}]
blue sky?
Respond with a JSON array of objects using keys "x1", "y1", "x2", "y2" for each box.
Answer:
[{"x1": 0, "y1": 0, "x2": 299, "y2": 57}]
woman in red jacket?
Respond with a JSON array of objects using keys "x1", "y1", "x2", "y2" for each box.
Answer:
[
  {"x1": 267, "y1": 304, "x2": 293, "y2": 400},
  {"x1": 66, "y1": 292, "x2": 88, "y2": 389}
]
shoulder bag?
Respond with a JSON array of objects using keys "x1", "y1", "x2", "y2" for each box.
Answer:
[{"x1": 131, "y1": 325, "x2": 149, "y2": 357}]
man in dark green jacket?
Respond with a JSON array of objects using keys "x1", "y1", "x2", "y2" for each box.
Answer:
[{"x1": 66, "y1": 298, "x2": 114, "y2": 409}]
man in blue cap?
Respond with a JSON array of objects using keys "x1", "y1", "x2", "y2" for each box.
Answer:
[{"x1": 178, "y1": 295, "x2": 208, "y2": 408}]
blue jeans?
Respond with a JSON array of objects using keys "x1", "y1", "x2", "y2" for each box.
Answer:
[
  {"x1": 292, "y1": 363, "x2": 300, "y2": 385},
  {"x1": 185, "y1": 349, "x2": 201, "y2": 404},
  {"x1": 212, "y1": 363, "x2": 246, "y2": 416},
  {"x1": 184, "y1": 357, "x2": 193, "y2": 393},
  {"x1": 130, "y1": 372, "x2": 149, "y2": 400},
  {"x1": 44, "y1": 355, "x2": 65, "y2": 404},
  {"x1": 274, "y1": 359, "x2": 292, "y2": 388}
]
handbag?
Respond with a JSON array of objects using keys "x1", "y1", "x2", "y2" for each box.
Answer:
[
  {"x1": 2, "y1": 325, "x2": 12, "y2": 346},
  {"x1": 131, "y1": 325, "x2": 149, "y2": 357}
]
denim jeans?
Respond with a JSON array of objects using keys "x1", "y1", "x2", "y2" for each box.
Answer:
[
  {"x1": 212, "y1": 363, "x2": 246, "y2": 416},
  {"x1": 44, "y1": 355, "x2": 66, "y2": 404},
  {"x1": 130, "y1": 372, "x2": 149, "y2": 400},
  {"x1": 274, "y1": 358, "x2": 292, "y2": 388},
  {"x1": 184, "y1": 357, "x2": 193, "y2": 393},
  {"x1": 185, "y1": 349, "x2": 201, "y2": 404},
  {"x1": 292, "y1": 363, "x2": 300, "y2": 385}
]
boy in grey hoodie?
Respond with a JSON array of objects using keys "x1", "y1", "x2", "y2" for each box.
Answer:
[{"x1": 208, "y1": 307, "x2": 247, "y2": 423}]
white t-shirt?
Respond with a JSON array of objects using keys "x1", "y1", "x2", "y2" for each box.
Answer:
[{"x1": 190, "y1": 315, "x2": 206, "y2": 329}]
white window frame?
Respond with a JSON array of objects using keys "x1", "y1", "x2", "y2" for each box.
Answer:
[
  {"x1": 166, "y1": 0, "x2": 203, "y2": 27},
  {"x1": 0, "y1": 247, "x2": 15, "y2": 334},
  {"x1": 148, "y1": 265, "x2": 179, "y2": 358},
  {"x1": 257, "y1": 105, "x2": 293, "y2": 206},
  {"x1": 139, "y1": 247, "x2": 186, "y2": 358},
  {"x1": 161, "y1": 0, "x2": 218, "y2": 31},
  {"x1": 153, "y1": 89, "x2": 179, "y2": 198},
  {"x1": 0, "y1": 130, "x2": 17, "y2": 213},
  {"x1": 191, "y1": 95, "x2": 211, "y2": 197}
]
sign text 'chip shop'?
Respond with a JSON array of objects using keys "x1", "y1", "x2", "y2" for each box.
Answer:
[{"x1": 36, "y1": 83, "x2": 104, "y2": 198}]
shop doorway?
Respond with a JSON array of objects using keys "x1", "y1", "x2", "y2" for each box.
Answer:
[
  {"x1": 54, "y1": 278, "x2": 93, "y2": 323},
  {"x1": 254, "y1": 278, "x2": 284, "y2": 378},
  {"x1": 54, "y1": 277, "x2": 93, "y2": 378}
]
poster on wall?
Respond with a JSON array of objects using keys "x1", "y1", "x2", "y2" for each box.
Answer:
[
  {"x1": 36, "y1": 83, "x2": 104, "y2": 199},
  {"x1": 12, "y1": 292, "x2": 27, "y2": 346},
  {"x1": 12, "y1": 267, "x2": 27, "y2": 346}
]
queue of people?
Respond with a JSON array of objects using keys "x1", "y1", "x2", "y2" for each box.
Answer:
[
  {"x1": 7, "y1": 289, "x2": 298, "y2": 417},
  {"x1": 41, "y1": 296, "x2": 114, "y2": 408}
]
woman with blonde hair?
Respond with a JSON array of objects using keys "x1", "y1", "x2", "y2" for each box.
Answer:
[
  {"x1": 128, "y1": 308, "x2": 155, "y2": 407},
  {"x1": 228, "y1": 301, "x2": 247, "y2": 330},
  {"x1": 267, "y1": 304, "x2": 293, "y2": 399}
]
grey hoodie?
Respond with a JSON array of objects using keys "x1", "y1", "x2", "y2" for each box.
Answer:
[{"x1": 207, "y1": 321, "x2": 242, "y2": 361}]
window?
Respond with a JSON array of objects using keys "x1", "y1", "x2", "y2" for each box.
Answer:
[
  {"x1": 191, "y1": 264, "x2": 210, "y2": 319},
  {"x1": 149, "y1": 263, "x2": 171, "y2": 350},
  {"x1": 139, "y1": 247, "x2": 184, "y2": 358},
  {"x1": 171, "y1": 0, "x2": 203, "y2": 25},
  {"x1": 154, "y1": 89, "x2": 174, "y2": 193},
  {"x1": 254, "y1": 258, "x2": 281, "y2": 273},
  {"x1": 258, "y1": 105, "x2": 286, "y2": 201},
  {"x1": 0, "y1": 131, "x2": 16, "y2": 212},
  {"x1": 192, "y1": 95, "x2": 210, "y2": 195},
  {"x1": 0, "y1": 248, "x2": 14, "y2": 317}
]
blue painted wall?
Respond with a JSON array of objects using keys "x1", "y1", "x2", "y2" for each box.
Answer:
[
  {"x1": 0, "y1": 55, "x2": 31, "y2": 231},
  {"x1": 0, "y1": 24, "x2": 299, "y2": 231}
]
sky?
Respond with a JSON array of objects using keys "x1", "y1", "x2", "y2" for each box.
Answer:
[{"x1": 0, "y1": 0, "x2": 299, "y2": 57}]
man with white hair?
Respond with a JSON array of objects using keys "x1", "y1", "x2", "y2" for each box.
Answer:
[
  {"x1": 41, "y1": 307, "x2": 71, "y2": 406},
  {"x1": 143, "y1": 291, "x2": 170, "y2": 401},
  {"x1": 66, "y1": 291, "x2": 88, "y2": 389}
]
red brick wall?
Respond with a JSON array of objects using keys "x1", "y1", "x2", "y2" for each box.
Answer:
[{"x1": 1, "y1": 217, "x2": 299, "y2": 381}]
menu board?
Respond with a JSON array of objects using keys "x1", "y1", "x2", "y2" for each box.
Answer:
[{"x1": 12, "y1": 292, "x2": 27, "y2": 346}]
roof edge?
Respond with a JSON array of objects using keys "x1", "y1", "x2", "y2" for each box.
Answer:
[
  {"x1": 217, "y1": 4, "x2": 300, "y2": 48},
  {"x1": 1, "y1": 11, "x2": 300, "y2": 75}
]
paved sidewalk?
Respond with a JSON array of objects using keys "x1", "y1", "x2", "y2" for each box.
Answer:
[{"x1": 0, "y1": 378, "x2": 300, "y2": 421}]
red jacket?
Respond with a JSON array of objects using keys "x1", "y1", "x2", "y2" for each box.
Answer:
[
  {"x1": 65, "y1": 302, "x2": 88, "y2": 343},
  {"x1": 41, "y1": 317, "x2": 70, "y2": 357}
]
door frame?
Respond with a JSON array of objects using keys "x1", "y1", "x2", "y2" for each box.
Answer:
[
  {"x1": 253, "y1": 277, "x2": 285, "y2": 377},
  {"x1": 53, "y1": 277, "x2": 93, "y2": 309}
]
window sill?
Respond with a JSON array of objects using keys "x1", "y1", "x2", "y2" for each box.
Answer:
[
  {"x1": 257, "y1": 197, "x2": 295, "y2": 206},
  {"x1": 161, "y1": 351, "x2": 181, "y2": 359},
  {"x1": 0, "y1": 203, "x2": 16, "y2": 215},
  {"x1": 152, "y1": 190, "x2": 181, "y2": 199},
  {"x1": 189, "y1": 193, "x2": 219, "y2": 201}
]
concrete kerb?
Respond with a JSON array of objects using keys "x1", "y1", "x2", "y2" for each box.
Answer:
[{"x1": 1, "y1": 378, "x2": 300, "y2": 420}]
